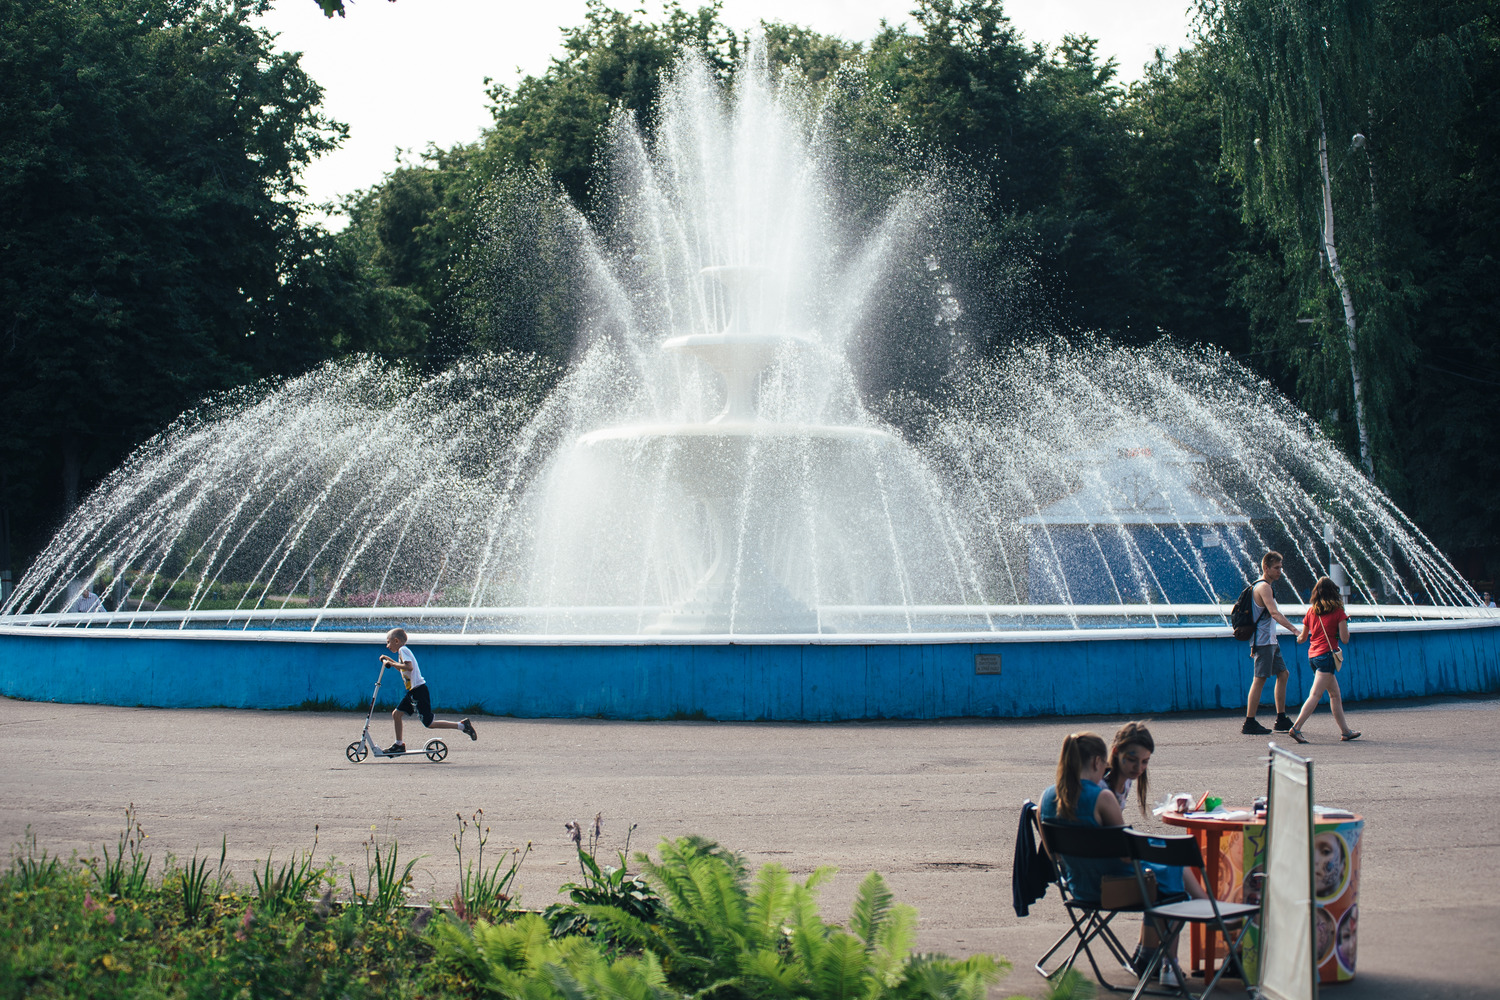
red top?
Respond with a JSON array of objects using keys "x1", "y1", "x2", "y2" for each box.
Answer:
[{"x1": 1304, "y1": 607, "x2": 1348, "y2": 658}]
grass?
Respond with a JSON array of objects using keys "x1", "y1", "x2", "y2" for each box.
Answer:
[
  {"x1": 288, "y1": 696, "x2": 345, "y2": 712},
  {"x1": 87, "y1": 804, "x2": 151, "y2": 898}
]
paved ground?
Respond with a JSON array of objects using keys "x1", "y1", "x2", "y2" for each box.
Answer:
[{"x1": 2, "y1": 694, "x2": 1496, "y2": 999}]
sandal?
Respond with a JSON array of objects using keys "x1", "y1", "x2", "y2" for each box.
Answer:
[
  {"x1": 1341, "y1": 731, "x2": 1362, "y2": 741},
  {"x1": 1288, "y1": 728, "x2": 1309, "y2": 744}
]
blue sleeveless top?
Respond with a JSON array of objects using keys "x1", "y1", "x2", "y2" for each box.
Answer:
[
  {"x1": 1040, "y1": 780, "x2": 1107, "y2": 828},
  {"x1": 1039, "y1": 780, "x2": 1131, "y2": 901}
]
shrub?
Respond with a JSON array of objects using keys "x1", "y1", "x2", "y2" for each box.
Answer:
[
  {"x1": 3, "y1": 823, "x2": 1013, "y2": 1000},
  {"x1": 440, "y1": 834, "x2": 1006, "y2": 1000}
]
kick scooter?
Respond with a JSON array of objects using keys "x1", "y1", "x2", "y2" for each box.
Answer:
[{"x1": 345, "y1": 660, "x2": 448, "y2": 763}]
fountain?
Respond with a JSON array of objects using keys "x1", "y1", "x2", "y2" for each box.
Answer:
[{"x1": 2, "y1": 51, "x2": 1495, "y2": 719}]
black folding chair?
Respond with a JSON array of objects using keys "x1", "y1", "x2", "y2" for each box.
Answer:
[
  {"x1": 1037, "y1": 820, "x2": 1158, "y2": 993},
  {"x1": 1123, "y1": 829, "x2": 1261, "y2": 1000}
]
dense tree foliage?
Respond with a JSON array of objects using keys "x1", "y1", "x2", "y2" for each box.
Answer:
[
  {"x1": 2, "y1": 0, "x2": 1497, "y2": 585},
  {"x1": 1200, "y1": 0, "x2": 1499, "y2": 570},
  {"x1": 0, "y1": 0, "x2": 419, "y2": 574}
]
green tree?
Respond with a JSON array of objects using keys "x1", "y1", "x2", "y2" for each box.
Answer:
[
  {"x1": 1201, "y1": 0, "x2": 1498, "y2": 567},
  {"x1": 484, "y1": 2, "x2": 740, "y2": 208},
  {"x1": 1200, "y1": 0, "x2": 1394, "y2": 472},
  {"x1": 339, "y1": 4, "x2": 867, "y2": 369},
  {"x1": 0, "y1": 0, "x2": 362, "y2": 573},
  {"x1": 1108, "y1": 47, "x2": 1256, "y2": 353},
  {"x1": 1379, "y1": 4, "x2": 1500, "y2": 568}
]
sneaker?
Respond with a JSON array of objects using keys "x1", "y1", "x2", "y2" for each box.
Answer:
[
  {"x1": 461, "y1": 718, "x2": 478, "y2": 741},
  {"x1": 383, "y1": 742, "x2": 406, "y2": 755},
  {"x1": 1130, "y1": 946, "x2": 1159, "y2": 978},
  {"x1": 1241, "y1": 717, "x2": 1273, "y2": 735},
  {"x1": 1274, "y1": 713, "x2": 1294, "y2": 732},
  {"x1": 1159, "y1": 963, "x2": 1180, "y2": 988}
]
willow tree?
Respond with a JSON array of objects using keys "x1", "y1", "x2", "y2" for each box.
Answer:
[{"x1": 1197, "y1": 0, "x2": 1397, "y2": 474}]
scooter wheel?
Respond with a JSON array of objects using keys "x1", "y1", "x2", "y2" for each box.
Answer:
[
  {"x1": 425, "y1": 739, "x2": 448, "y2": 762},
  {"x1": 346, "y1": 741, "x2": 368, "y2": 762}
]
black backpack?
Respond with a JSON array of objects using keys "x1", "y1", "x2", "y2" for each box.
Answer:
[{"x1": 1230, "y1": 578, "x2": 1266, "y2": 640}]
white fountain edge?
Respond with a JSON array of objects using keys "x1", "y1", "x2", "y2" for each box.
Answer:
[{"x1": 2, "y1": 605, "x2": 1496, "y2": 645}]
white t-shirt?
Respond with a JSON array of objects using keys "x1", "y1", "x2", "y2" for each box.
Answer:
[
  {"x1": 397, "y1": 645, "x2": 425, "y2": 691},
  {"x1": 1112, "y1": 777, "x2": 1135, "y2": 811}
]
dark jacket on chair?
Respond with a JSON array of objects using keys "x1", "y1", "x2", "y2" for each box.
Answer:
[{"x1": 1012, "y1": 799, "x2": 1052, "y2": 916}]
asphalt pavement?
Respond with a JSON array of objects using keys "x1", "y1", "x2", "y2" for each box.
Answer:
[{"x1": 2, "y1": 694, "x2": 1495, "y2": 999}]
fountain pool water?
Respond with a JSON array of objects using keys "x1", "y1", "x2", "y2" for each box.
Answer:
[{"x1": 3, "y1": 52, "x2": 1495, "y2": 719}]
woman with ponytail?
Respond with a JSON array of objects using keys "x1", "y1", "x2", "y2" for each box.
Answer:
[
  {"x1": 1039, "y1": 730, "x2": 1204, "y2": 983},
  {"x1": 1039, "y1": 731, "x2": 1129, "y2": 899}
]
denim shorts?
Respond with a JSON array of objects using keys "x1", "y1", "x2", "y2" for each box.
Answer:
[{"x1": 1310, "y1": 652, "x2": 1339, "y2": 674}]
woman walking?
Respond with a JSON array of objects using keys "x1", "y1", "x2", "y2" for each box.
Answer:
[{"x1": 1288, "y1": 577, "x2": 1361, "y2": 743}]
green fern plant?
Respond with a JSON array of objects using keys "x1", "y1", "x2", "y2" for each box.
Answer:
[
  {"x1": 430, "y1": 836, "x2": 1007, "y2": 1000},
  {"x1": 430, "y1": 910, "x2": 674, "y2": 1000},
  {"x1": 1013, "y1": 968, "x2": 1095, "y2": 1000},
  {"x1": 588, "y1": 836, "x2": 1006, "y2": 1000}
]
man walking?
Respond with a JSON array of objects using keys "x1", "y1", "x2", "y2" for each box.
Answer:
[{"x1": 1244, "y1": 551, "x2": 1297, "y2": 735}]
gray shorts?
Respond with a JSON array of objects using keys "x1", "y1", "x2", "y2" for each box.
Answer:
[{"x1": 1251, "y1": 643, "x2": 1288, "y2": 679}]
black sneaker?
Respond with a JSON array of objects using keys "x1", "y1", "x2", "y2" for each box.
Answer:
[
  {"x1": 1130, "y1": 945, "x2": 1159, "y2": 978},
  {"x1": 383, "y1": 742, "x2": 406, "y2": 755},
  {"x1": 1242, "y1": 717, "x2": 1273, "y2": 735},
  {"x1": 1274, "y1": 713, "x2": 1294, "y2": 732},
  {"x1": 460, "y1": 718, "x2": 477, "y2": 741}
]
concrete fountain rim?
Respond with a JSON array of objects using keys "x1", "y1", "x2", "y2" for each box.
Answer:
[{"x1": 4, "y1": 604, "x2": 1495, "y2": 646}]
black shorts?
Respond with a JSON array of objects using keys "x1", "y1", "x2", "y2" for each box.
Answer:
[{"x1": 396, "y1": 683, "x2": 434, "y2": 726}]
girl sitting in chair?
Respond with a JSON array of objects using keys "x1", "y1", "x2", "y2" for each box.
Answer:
[
  {"x1": 1104, "y1": 720, "x2": 1155, "y2": 816},
  {"x1": 1040, "y1": 731, "x2": 1205, "y2": 983}
]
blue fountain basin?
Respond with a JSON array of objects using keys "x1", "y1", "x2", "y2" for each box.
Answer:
[{"x1": 2, "y1": 609, "x2": 1496, "y2": 720}]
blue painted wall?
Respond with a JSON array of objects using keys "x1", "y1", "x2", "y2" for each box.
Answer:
[{"x1": 1, "y1": 623, "x2": 1495, "y2": 720}]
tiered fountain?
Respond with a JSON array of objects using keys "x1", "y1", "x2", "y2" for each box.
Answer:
[
  {"x1": 2, "y1": 51, "x2": 1495, "y2": 719},
  {"x1": 577, "y1": 264, "x2": 865, "y2": 634}
]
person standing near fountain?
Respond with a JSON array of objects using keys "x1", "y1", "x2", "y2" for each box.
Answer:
[
  {"x1": 1243, "y1": 551, "x2": 1298, "y2": 735},
  {"x1": 381, "y1": 628, "x2": 477, "y2": 754}
]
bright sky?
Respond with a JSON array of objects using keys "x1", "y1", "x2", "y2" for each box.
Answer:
[{"x1": 256, "y1": 1, "x2": 1197, "y2": 218}]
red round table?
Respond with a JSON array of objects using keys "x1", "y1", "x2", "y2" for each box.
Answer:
[{"x1": 1162, "y1": 809, "x2": 1265, "y2": 979}]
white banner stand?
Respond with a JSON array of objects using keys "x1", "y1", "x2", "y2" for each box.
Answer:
[{"x1": 1256, "y1": 743, "x2": 1318, "y2": 1000}]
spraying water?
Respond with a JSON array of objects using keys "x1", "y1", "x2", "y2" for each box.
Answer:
[{"x1": 4, "y1": 52, "x2": 1477, "y2": 630}]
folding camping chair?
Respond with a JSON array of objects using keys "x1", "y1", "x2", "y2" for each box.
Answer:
[
  {"x1": 1122, "y1": 829, "x2": 1261, "y2": 1000},
  {"x1": 1037, "y1": 819, "x2": 1159, "y2": 993}
]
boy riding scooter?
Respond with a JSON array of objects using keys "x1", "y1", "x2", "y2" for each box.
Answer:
[{"x1": 381, "y1": 628, "x2": 477, "y2": 754}]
